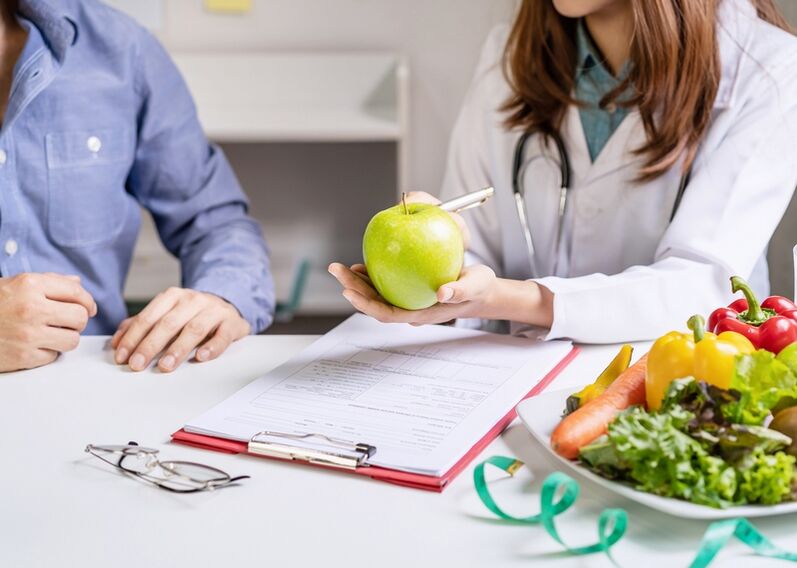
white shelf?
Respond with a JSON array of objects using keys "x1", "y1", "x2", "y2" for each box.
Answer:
[{"x1": 171, "y1": 52, "x2": 409, "y2": 144}]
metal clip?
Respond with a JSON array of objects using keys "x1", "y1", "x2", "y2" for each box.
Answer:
[{"x1": 248, "y1": 431, "x2": 376, "y2": 471}]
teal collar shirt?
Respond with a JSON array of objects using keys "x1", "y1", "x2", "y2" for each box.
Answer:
[{"x1": 575, "y1": 19, "x2": 632, "y2": 162}]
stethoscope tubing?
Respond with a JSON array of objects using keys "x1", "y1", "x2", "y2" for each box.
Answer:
[{"x1": 511, "y1": 129, "x2": 691, "y2": 277}]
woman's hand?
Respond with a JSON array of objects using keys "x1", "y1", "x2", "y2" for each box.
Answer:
[
  {"x1": 329, "y1": 262, "x2": 497, "y2": 325},
  {"x1": 329, "y1": 191, "x2": 554, "y2": 328},
  {"x1": 330, "y1": 262, "x2": 554, "y2": 328},
  {"x1": 112, "y1": 287, "x2": 250, "y2": 373}
]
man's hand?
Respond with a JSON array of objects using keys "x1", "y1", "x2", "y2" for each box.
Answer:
[
  {"x1": 0, "y1": 273, "x2": 97, "y2": 372},
  {"x1": 112, "y1": 287, "x2": 250, "y2": 373}
]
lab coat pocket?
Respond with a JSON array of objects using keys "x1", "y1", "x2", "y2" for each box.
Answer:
[{"x1": 45, "y1": 128, "x2": 133, "y2": 248}]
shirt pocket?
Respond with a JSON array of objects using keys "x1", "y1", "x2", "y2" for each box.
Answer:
[{"x1": 46, "y1": 128, "x2": 133, "y2": 248}]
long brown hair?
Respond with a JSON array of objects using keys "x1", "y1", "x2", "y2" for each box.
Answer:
[{"x1": 502, "y1": 0, "x2": 792, "y2": 181}]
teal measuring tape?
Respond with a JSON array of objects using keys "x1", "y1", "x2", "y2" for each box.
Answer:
[
  {"x1": 691, "y1": 518, "x2": 797, "y2": 567},
  {"x1": 474, "y1": 456, "x2": 797, "y2": 567}
]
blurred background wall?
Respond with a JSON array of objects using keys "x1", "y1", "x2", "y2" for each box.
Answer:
[
  {"x1": 779, "y1": 1, "x2": 797, "y2": 23},
  {"x1": 156, "y1": 0, "x2": 516, "y2": 195}
]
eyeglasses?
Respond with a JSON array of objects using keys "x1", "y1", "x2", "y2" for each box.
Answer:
[{"x1": 85, "y1": 441, "x2": 250, "y2": 493}]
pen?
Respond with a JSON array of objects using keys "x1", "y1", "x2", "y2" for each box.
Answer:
[{"x1": 439, "y1": 186, "x2": 495, "y2": 213}]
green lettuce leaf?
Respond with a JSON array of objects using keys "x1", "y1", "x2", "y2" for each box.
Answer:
[
  {"x1": 579, "y1": 400, "x2": 797, "y2": 508},
  {"x1": 774, "y1": 343, "x2": 797, "y2": 413},
  {"x1": 581, "y1": 406, "x2": 738, "y2": 508},
  {"x1": 724, "y1": 350, "x2": 797, "y2": 425},
  {"x1": 661, "y1": 377, "x2": 738, "y2": 429},
  {"x1": 737, "y1": 450, "x2": 796, "y2": 505}
]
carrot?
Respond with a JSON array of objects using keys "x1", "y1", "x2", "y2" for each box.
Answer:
[{"x1": 551, "y1": 353, "x2": 648, "y2": 460}]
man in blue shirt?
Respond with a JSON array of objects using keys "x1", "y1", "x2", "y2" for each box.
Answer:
[{"x1": 0, "y1": 0, "x2": 274, "y2": 372}]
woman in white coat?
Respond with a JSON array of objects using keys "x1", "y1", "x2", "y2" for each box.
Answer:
[{"x1": 330, "y1": 0, "x2": 797, "y2": 342}]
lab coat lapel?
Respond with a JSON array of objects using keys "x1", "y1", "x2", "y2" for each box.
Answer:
[
  {"x1": 581, "y1": 109, "x2": 646, "y2": 185},
  {"x1": 561, "y1": 104, "x2": 592, "y2": 186},
  {"x1": 561, "y1": 102, "x2": 645, "y2": 186}
]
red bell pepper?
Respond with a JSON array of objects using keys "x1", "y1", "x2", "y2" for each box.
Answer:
[{"x1": 708, "y1": 276, "x2": 797, "y2": 354}]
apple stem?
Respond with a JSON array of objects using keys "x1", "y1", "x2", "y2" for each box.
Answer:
[{"x1": 401, "y1": 192, "x2": 409, "y2": 215}]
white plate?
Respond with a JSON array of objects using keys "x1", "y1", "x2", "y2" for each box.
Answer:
[{"x1": 516, "y1": 388, "x2": 797, "y2": 520}]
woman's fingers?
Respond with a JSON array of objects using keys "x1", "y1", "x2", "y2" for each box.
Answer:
[
  {"x1": 437, "y1": 265, "x2": 496, "y2": 304},
  {"x1": 334, "y1": 261, "x2": 496, "y2": 323},
  {"x1": 350, "y1": 263, "x2": 371, "y2": 279},
  {"x1": 348, "y1": 264, "x2": 375, "y2": 285},
  {"x1": 342, "y1": 289, "x2": 399, "y2": 322},
  {"x1": 348, "y1": 264, "x2": 382, "y2": 291},
  {"x1": 328, "y1": 263, "x2": 381, "y2": 301},
  {"x1": 343, "y1": 289, "x2": 456, "y2": 325}
]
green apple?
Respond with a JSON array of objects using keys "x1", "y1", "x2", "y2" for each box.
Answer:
[{"x1": 363, "y1": 202, "x2": 464, "y2": 310}]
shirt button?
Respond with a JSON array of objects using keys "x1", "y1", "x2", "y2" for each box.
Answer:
[
  {"x1": 0, "y1": 149, "x2": 7, "y2": 165},
  {"x1": 4, "y1": 239, "x2": 18, "y2": 256},
  {"x1": 604, "y1": 102, "x2": 617, "y2": 114},
  {"x1": 87, "y1": 136, "x2": 102, "y2": 153}
]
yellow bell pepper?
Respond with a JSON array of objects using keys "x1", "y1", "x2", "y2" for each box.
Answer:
[{"x1": 646, "y1": 315, "x2": 754, "y2": 410}]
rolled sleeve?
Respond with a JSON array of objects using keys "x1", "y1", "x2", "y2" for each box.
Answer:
[
  {"x1": 127, "y1": 28, "x2": 275, "y2": 332},
  {"x1": 192, "y1": 264, "x2": 274, "y2": 334},
  {"x1": 525, "y1": 259, "x2": 730, "y2": 343}
]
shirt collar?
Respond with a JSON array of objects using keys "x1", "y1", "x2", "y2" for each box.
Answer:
[
  {"x1": 14, "y1": 17, "x2": 46, "y2": 77},
  {"x1": 17, "y1": 0, "x2": 77, "y2": 63}
]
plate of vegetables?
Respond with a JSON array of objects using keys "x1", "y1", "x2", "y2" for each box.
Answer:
[{"x1": 517, "y1": 277, "x2": 797, "y2": 519}]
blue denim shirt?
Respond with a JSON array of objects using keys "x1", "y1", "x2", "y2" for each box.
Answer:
[
  {"x1": 4, "y1": 0, "x2": 275, "y2": 334},
  {"x1": 575, "y1": 19, "x2": 631, "y2": 162}
]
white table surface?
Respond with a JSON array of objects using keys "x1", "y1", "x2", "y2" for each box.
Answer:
[{"x1": 1, "y1": 335, "x2": 794, "y2": 568}]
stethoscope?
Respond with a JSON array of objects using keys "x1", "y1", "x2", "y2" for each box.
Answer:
[{"x1": 511, "y1": 129, "x2": 692, "y2": 276}]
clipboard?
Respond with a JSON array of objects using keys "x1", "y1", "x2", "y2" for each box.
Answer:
[{"x1": 172, "y1": 345, "x2": 580, "y2": 492}]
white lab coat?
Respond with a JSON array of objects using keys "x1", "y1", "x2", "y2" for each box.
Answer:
[{"x1": 440, "y1": 0, "x2": 797, "y2": 343}]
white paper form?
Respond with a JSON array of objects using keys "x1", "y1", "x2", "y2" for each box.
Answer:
[{"x1": 185, "y1": 315, "x2": 573, "y2": 476}]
